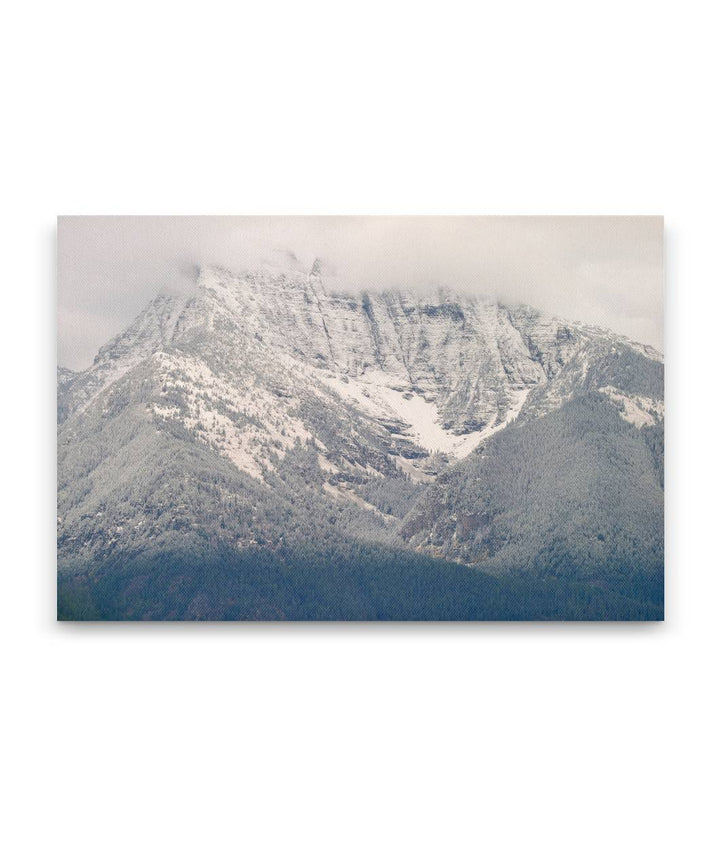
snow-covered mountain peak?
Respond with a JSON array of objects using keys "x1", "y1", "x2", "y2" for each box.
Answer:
[
  {"x1": 59, "y1": 259, "x2": 663, "y2": 486},
  {"x1": 57, "y1": 253, "x2": 665, "y2": 621}
]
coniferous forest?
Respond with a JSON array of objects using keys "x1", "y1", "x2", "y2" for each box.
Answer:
[{"x1": 57, "y1": 264, "x2": 664, "y2": 621}]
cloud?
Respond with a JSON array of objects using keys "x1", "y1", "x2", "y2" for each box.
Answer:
[{"x1": 58, "y1": 216, "x2": 663, "y2": 370}]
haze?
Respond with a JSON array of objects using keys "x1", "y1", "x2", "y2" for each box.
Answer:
[{"x1": 58, "y1": 216, "x2": 663, "y2": 371}]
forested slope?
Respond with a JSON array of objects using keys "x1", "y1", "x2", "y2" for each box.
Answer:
[
  {"x1": 57, "y1": 262, "x2": 664, "y2": 620},
  {"x1": 401, "y1": 392, "x2": 664, "y2": 606}
]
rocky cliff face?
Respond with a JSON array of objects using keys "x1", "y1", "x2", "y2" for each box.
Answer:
[
  {"x1": 58, "y1": 260, "x2": 663, "y2": 610},
  {"x1": 60, "y1": 263, "x2": 661, "y2": 465}
]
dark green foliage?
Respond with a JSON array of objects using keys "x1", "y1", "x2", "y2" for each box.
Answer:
[
  {"x1": 58, "y1": 308, "x2": 664, "y2": 622},
  {"x1": 584, "y1": 345, "x2": 664, "y2": 399},
  {"x1": 58, "y1": 379, "x2": 664, "y2": 621},
  {"x1": 58, "y1": 540, "x2": 662, "y2": 621},
  {"x1": 402, "y1": 392, "x2": 664, "y2": 596},
  {"x1": 642, "y1": 421, "x2": 665, "y2": 489},
  {"x1": 354, "y1": 474, "x2": 425, "y2": 518}
]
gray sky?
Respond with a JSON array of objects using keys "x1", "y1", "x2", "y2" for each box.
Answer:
[{"x1": 58, "y1": 216, "x2": 663, "y2": 370}]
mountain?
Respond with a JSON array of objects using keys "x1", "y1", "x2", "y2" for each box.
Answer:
[{"x1": 57, "y1": 261, "x2": 664, "y2": 620}]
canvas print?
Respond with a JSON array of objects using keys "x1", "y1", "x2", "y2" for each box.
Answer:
[{"x1": 57, "y1": 216, "x2": 664, "y2": 620}]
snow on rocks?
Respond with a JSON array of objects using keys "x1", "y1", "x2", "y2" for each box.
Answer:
[{"x1": 599, "y1": 386, "x2": 664, "y2": 427}]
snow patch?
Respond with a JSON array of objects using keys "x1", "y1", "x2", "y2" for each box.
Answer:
[
  {"x1": 151, "y1": 352, "x2": 313, "y2": 481},
  {"x1": 319, "y1": 369, "x2": 531, "y2": 459},
  {"x1": 599, "y1": 386, "x2": 664, "y2": 427}
]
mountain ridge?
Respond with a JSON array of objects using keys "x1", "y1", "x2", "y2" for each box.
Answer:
[
  {"x1": 59, "y1": 263, "x2": 662, "y2": 442},
  {"x1": 57, "y1": 261, "x2": 664, "y2": 619}
]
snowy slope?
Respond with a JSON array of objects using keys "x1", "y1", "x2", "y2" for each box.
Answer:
[{"x1": 58, "y1": 260, "x2": 664, "y2": 490}]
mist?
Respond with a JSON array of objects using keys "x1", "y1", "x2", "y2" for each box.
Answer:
[{"x1": 58, "y1": 216, "x2": 663, "y2": 370}]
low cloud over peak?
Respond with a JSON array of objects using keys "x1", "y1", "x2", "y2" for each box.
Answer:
[{"x1": 58, "y1": 216, "x2": 663, "y2": 370}]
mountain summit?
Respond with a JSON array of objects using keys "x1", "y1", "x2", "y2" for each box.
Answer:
[{"x1": 58, "y1": 262, "x2": 664, "y2": 620}]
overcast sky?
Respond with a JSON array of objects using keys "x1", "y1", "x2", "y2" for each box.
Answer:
[{"x1": 58, "y1": 216, "x2": 663, "y2": 370}]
